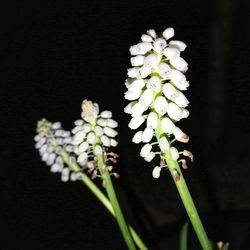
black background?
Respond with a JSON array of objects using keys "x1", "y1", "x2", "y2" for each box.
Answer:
[{"x1": 1, "y1": 0, "x2": 250, "y2": 249}]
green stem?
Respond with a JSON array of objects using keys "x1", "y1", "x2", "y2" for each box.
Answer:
[
  {"x1": 97, "y1": 154, "x2": 137, "y2": 250},
  {"x1": 60, "y1": 151, "x2": 147, "y2": 250},
  {"x1": 155, "y1": 131, "x2": 212, "y2": 250}
]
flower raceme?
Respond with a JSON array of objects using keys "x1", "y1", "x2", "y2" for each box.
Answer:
[
  {"x1": 124, "y1": 27, "x2": 193, "y2": 178},
  {"x1": 70, "y1": 100, "x2": 119, "y2": 181},
  {"x1": 34, "y1": 119, "x2": 82, "y2": 182}
]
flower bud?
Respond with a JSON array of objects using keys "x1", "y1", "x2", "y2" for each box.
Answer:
[
  {"x1": 77, "y1": 152, "x2": 88, "y2": 164},
  {"x1": 95, "y1": 126, "x2": 104, "y2": 136},
  {"x1": 170, "y1": 147, "x2": 179, "y2": 160},
  {"x1": 161, "y1": 117, "x2": 176, "y2": 134},
  {"x1": 147, "y1": 112, "x2": 158, "y2": 129},
  {"x1": 152, "y1": 166, "x2": 161, "y2": 178},
  {"x1": 159, "y1": 137, "x2": 170, "y2": 151},
  {"x1": 144, "y1": 53, "x2": 158, "y2": 68},
  {"x1": 142, "y1": 127, "x2": 154, "y2": 142},
  {"x1": 130, "y1": 102, "x2": 147, "y2": 117},
  {"x1": 87, "y1": 132, "x2": 96, "y2": 144},
  {"x1": 154, "y1": 96, "x2": 168, "y2": 116},
  {"x1": 124, "y1": 101, "x2": 136, "y2": 114},
  {"x1": 61, "y1": 168, "x2": 70, "y2": 182},
  {"x1": 162, "y1": 27, "x2": 175, "y2": 40},
  {"x1": 153, "y1": 38, "x2": 167, "y2": 51},
  {"x1": 170, "y1": 57, "x2": 188, "y2": 72},
  {"x1": 101, "y1": 135, "x2": 111, "y2": 147},
  {"x1": 147, "y1": 29, "x2": 156, "y2": 38},
  {"x1": 138, "y1": 66, "x2": 151, "y2": 78},
  {"x1": 132, "y1": 131, "x2": 143, "y2": 144},
  {"x1": 127, "y1": 67, "x2": 139, "y2": 78},
  {"x1": 104, "y1": 127, "x2": 118, "y2": 138},
  {"x1": 141, "y1": 34, "x2": 153, "y2": 42},
  {"x1": 139, "y1": 89, "x2": 154, "y2": 106},
  {"x1": 140, "y1": 143, "x2": 152, "y2": 157},
  {"x1": 167, "y1": 102, "x2": 183, "y2": 121},
  {"x1": 107, "y1": 119, "x2": 118, "y2": 128},
  {"x1": 144, "y1": 152, "x2": 155, "y2": 162},
  {"x1": 78, "y1": 141, "x2": 89, "y2": 153},
  {"x1": 173, "y1": 127, "x2": 189, "y2": 143},
  {"x1": 131, "y1": 55, "x2": 145, "y2": 66},
  {"x1": 94, "y1": 145, "x2": 103, "y2": 156},
  {"x1": 82, "y1": 123, "x2": 91, "y2": 133},
  {"x1": 110, "y1": 139, "x2": 118, "y2": 147},
  {"x1": 127, "y1": 79, "x2": 145, "y2": 93},
  {"x1": 100, "y1": 110, "x2": 112, "y2": 118},
  {"x1": 158, "y1": 63, "x2": 171, "y2": 79},
  {"x1": 128, "y1": 116, "x2": 145, "y2": 130},
  {"x1": 146, "y1": 76, "x2": 161, "y2": 90},
  {"x1": 167, "y1": 69, "x2": 189, "y2": 90},
  {"x1": 169, "y1": 40, "x2": 187, "y2": 51},
  {"x1": 163, "y1": 47, "x2": 180, "y2": 60}
]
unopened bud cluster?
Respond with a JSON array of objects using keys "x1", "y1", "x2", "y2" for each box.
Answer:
[
  {"x1": 124, "y1": 27, "x2": 193, "y2": 178},
  {"x1": 70, "y1": 100, "x2": 119, "y2": 178},
  {"x1": 34, "y1": 119, "x2": 82, "y2": 182}
]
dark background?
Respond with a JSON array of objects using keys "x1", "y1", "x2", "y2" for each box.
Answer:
[{"x1": 1, "y1": 0, "x2": 250, "y2": 249}]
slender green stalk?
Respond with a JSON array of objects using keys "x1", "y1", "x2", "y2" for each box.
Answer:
[
  {"x1": 97, "y1": 154, "x2": 137, "y2": 250},
  {"x1": 60, "y1": 151, "x2": 147, "y2": 250},
  {"x1": 155, "y1": 129, "x2": 212, "y2": 250}
]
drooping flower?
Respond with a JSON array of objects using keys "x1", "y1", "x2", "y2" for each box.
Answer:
[
  {"x1": 34, "y1": 119, "x2": 80, "y2": 182},
  {"x1": 124, "y1": 27, "x2": 193, "y2": 177}
]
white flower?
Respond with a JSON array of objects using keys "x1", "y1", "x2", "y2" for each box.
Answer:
[
  {"x1": 101, "y1": 135, "x2": 111, "y2": 147},
  {"x1": 128, "y1": 116, "x2": 145, "y2": 130},
  {"x1": 169, "y1": 40, "x2": 187, "y2": 51},
  {"x1": 142, "y1": 127, "x2": 154, "y2": 143},
  {"x1": 170, "y1": 147, "x2": 179, "y2": 161},
  {"x1": 78, "y1": 141, "x2": 89, "y2": 153},
  {"x1": 170, "y1": 57, "x2": 188, "y2": 72},
  {"x1": 167, "y1": 102, "x2": 183, "y2": 121},
  {"x1": 141, "y1": 34, "x2": 153, "y2": 42},
  {"x1": 163, "y1": 47, "x2": 180, "y2": 60},
  {"x1": 127, "y1": 79, "x2": 145, "y2": 93},
  {"x1": 144, "y1": 152, "x2": 155, "y2": 162},
  {"x1": 140, "y1": 143, "x2": 152, "y2": 157},
  {"x1": 147, "y1": 29, "x2": 156, "y2": 38},
  {"x1": 159, "y1": 137, "x2": 170, "y2": 151},
  {"x1": 107, "y1": 119, "x2": 118, "y2": 128},
  {"x1": 154, "y1": 96, "x2": 168, "y2": 116},
  {"x1": 132, "y1": 131, "x2": 143, "y2": 144},
  {"x1": 100, "y1": 110, "x2": 112, "y2": 118},
  {"x1": 61, "y1": 168, "x2": 70, "y2": 182},
  {"x1": 130, "y1": 102, "x2": 147, "y2": 117},
  {"x1": 158, "y1": 63, "x2": 171, "y2": 79},
  {"x1": 127, "y1": 67, "x2": 139, "y2": 78},
  {"x1": 104, "y1": 127, "x2": 118, "y2": 138},
  {"x1": 152, "y1": 166, "x2": 161, "y2": 178},
  {"x1": 161, "y1": 117, "x2": 176, "y2": 134},
  {"x1": 147, "y1": 112, "x2": 158, "y2": 129},
  {"x1": 153, "y1": 38, "x2": 167, "y2": 52},
  {"x1": 162, "y1": 27, "x2": 175, "y2": 40},
  {"x1": 87, "y1": 132, "x2": 96, "y2": 144},
  {"x1": 131, "y1": 55, "x2": 145, "y2": 66},
  {"x1": 139, "y1": 89, "x2": 154, "y2": 106},
  {"x1": 144, "y1": 53, "x2": 158, "y2": 68},
  {"x1": 138, "y1": 66, "x2": 151, "y2": 78},
  {"x1": 173, "y1": 127, "x2": 189, "y2": 143},
  {"x1": 146, "y1": 76, "x2": 161, "y2": 90},
  {"x1": 94, "y1": 145, "x2": 103, "y2": 155}
]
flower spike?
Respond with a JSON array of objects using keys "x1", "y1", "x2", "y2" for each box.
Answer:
[{"x1": 124, "y1": 27, "x2": 193, "y2": 175}]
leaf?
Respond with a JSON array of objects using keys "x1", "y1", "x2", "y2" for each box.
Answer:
[{"x1": 179, "y1": 222, "x2": 189, "y2": 250}]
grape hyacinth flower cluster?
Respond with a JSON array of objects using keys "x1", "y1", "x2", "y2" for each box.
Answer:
[
  {"x1": 71, "y1": 100, "x2": 119, "y2": 180},
  {"x1": 34, "y1": 119, "x2": 82, "y2": 182},
  {"x1": 124, "y1": 27, "x2": 193, "y2": 178}
]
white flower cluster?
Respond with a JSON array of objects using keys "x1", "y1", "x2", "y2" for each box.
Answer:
[
  {"x1": 34, "y1": 119, "x2": 82, "y2": 182},
  {"x1": 124, "y1": 28, "x2": 193, "y2": 178},
  {"x1": 71, "y1": 100, "x2": 118, "y2": 169}
]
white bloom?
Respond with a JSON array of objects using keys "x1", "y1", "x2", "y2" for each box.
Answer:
[
  {"x1": 127, "y1": 67, "x2": 139, "y2": 78},
  {"x1": 163, "y1": 47, "x2": 180, "y2": 60},
  {"x1": 161, "y1": 117, "x2": 176, "y2": 134},
  {"x1": 170, "y1": 147, "x2": 179, "y2": 160},
  {"x1": 182, "y1": 109, "x2": 190, "y2": 119},
  {"x1": 142, "y1": 127, "x2": 154, "y2": 142},
  {"x1": 154, "y1": 96, "x2": 168, "y2": 116},
  {"x1": 131, "y1": 55, "x2": 145, "y2": 66},
  {"x1": 144, "y1": 54, "x2": 158, "y2": 68},
  {"x1": 72, "y1": 126, "x2": 82, "y2": 134},
  {"x1": 128, "y1": 116, "x2": 145, "y2": 130},
  {"x1": 147, "y1": 29, "x2": 156, "y2": 38},
  {"x1": 124, "y1": 101, "x2": 136, "y2": 114},
  {"x1": 127, "y1": 79, "x2": 145, "y2": 93},
  {"x1": 162, "y1": 27, "x2": 175, "y2": 40},
  {"x1": 170, "y1": 57, "x2": 188, "y2": 72},
  {"x1": 110, "y1": 139, "x2": 118, "y2": 147},
  {"x1": 141, "y1": 34, "x2": 153, "y2": 42},
  {"x1": 97, "y1": 118, "x2": 108, "y2": 127},
  {"x1": 107, "y1": 119, "x2": 118, "y2": 128},
  {"x1": 158, "y1": 63, "x2": 171, "y2": 79},
  {"x1": 78, "y1": 141, "x2": 89, "y2": 153},
  {"x1": 132, "y1": 131, "x2": 143, "y2": 144},
  {"x1": 173, "y1": 92, "x2": 189, "y2": 108},
  {"x1": 138, "y1": 42, "x2": 153, "y2": 53},
  {"x1": 104, "y1": 127, "x2": 118, "y2": 138},
  {"x1": 173, "y1": 127, "x2": 189, "y2": 143},
  {"x1": 87, "y1": 132, "x2": 96, "y2": 144},
  {"x1": 153, "y1": 38, "x2": 167, "y2": 52},
  {"x1": 167, "y1": 102, "x2": 183, "y2": 121},
  {"x1": 130, "y1": 102, "x2": 147, "y2": 117},
  {"x1": 147, "y1": 112, "x2": 158, "y2": 129},
  {"x1": 74, "y1": 119, "x2": 84, "y2": 126},
  {"x1": 139, "y1": 89, "x2": 154, "y2": 106},
  {"x1": 100, "y1": 110, "x2": 112, "y2": 118},
  {"x1": 124, "y1": 89, "x2": 142, "y2": 101},
  {"x1": 129, "y1": 45, "x2": 142, "y2": 55},
  {"x1": 101, "y1": 135, "x2": 111, "y2": 147},
  {"x1": 73, "y1": 131, "x2": 86, "y2": 142},
  {"x1": 95, "y1": 126, "x2": 104, "y2": 136},
  {"x1": 146, "y1": 76, "x2": 161, "y2": 90},
  {"x1": 52, "y1": 122, "x2": 61, "y2": 130},
  {"x1": 94, "y1": 145, "x2": 103, "y2": 155},
  {"x1": 167, "y1": 69, "x2": 189, "y2": 90},
  {"x1": 169, "y1": 40, "x2": 187, "y2": 51},
  {"x1": 140, "y1": 143, "x2": 152, "y2": 157},
  {"x1": 82, "y1": 123, "x2": 91, "y2": 133},
  {"x1": 152, "y1": 166, "x2": 161, "y2": 178},
  {"x1": 162, "y1": 83, "x2": 179, "y2": 100},
  {"x1": 144, "y1": 152, "x2": 155, "y2": 162},
  {"x1": 159, "y1": 137, "x2": 170, "y2": 151},
  {"x1": 61, "y1": 168, "x2": 70, "y2": 182},
  {"x1": 77, "y1": 152, "x2": 88, "y2": 164},
  {"x1": 138, "y1": 66, "x2": 151, "y2": 79}
]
